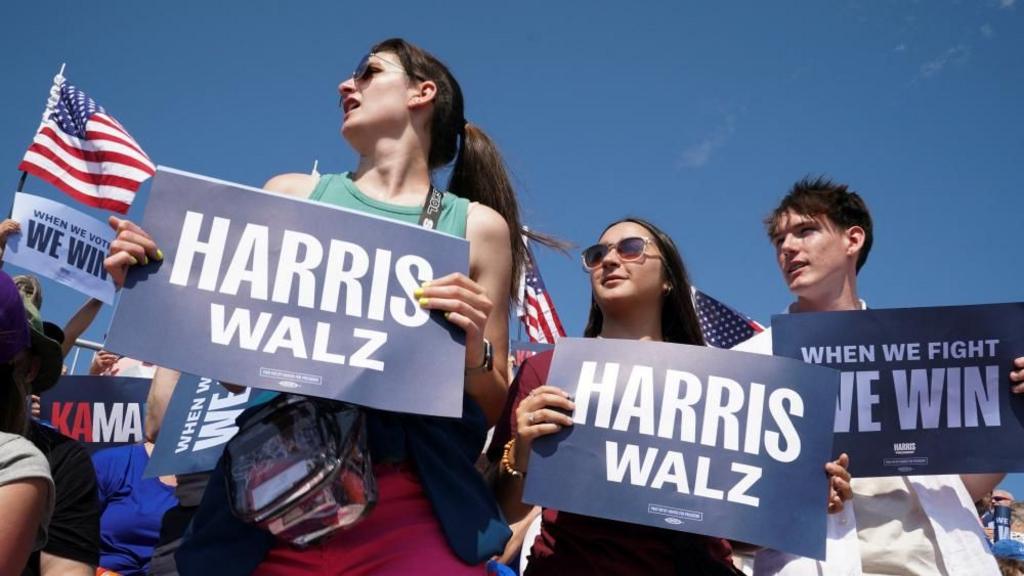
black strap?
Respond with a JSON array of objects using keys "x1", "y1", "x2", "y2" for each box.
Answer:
[{"x1": 418, "y1": 186, "x2": 444, "y2": 230}]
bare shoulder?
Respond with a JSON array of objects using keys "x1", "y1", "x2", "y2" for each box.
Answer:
[
  {"x1": 263, "y1": 173, "x2": 319, "y2": 199},
  {"x1": 466, "y1": 202, "x2": 511, "y2": 245}
]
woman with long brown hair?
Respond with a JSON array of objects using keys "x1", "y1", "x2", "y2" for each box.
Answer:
[
  {"x1": 105, "y1": 38, "x2": 552, "y2": 575},
  {"x1": 490, "y1": 217, "x2": 852, "y2": 575}
]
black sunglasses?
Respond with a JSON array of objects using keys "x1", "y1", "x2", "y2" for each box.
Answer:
[
  {"x1": 352, "y1": 53, "x2": 417, "y2": 82},
  {"x1": 581, "y1": 236, "x2": 654, "y2": 269}
]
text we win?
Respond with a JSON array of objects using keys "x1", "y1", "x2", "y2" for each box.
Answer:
[{"x1": 800, "y1": 340, "x2": 1002, "y2": 433}]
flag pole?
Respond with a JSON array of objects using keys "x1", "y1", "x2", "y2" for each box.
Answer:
[{"x1": 18, "y1": 63, "x2": 66, "y2": 193}]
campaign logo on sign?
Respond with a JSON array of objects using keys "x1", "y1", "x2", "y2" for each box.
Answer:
[
  {"x1": 38, "y1": 376, "x2": 150, "y2": 453},
  {"x1": 523, "y1": 338, "x2": 839, "y2": 560},
  {"x1": 145, "y1": 373, "x2": 274, "y2": 478},
  {"x1": 105, "y1": 167, "x2": 469, "y2": 418},
  {"x1": 772, "y1": 302, "x2": 1024, "y2": 476}
]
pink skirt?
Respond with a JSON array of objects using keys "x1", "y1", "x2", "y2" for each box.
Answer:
[{"x1": 254, "y1": 464, "x2": 483, "y2": 576}]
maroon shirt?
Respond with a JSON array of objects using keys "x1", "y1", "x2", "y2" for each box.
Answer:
[{"x1": 490, "y1": 351, "x2": 740, "y2": 576}]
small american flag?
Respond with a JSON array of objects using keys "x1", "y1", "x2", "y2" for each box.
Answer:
[
  {"x1": 692, "y1": 288, "x2": 764, "y2": 348},
  {"x1": 19, "y1": 79, "x2": 155, "y2": 214},
  {"x1": 517, "y1": 246, "x2": 565, "y2": 344}
]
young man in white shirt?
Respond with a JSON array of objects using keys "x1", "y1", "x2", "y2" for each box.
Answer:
[{"x1": 737, "y1": 176, "x2": 1024, "y2": 576}]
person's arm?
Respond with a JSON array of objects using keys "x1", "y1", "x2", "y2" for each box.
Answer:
[
  {"x1": 0, "y1": 478, "x2": 49, "y2": 575},
  {"x1": 263, "y1": 173, "x2": 318, "y2": 198},
  {"x1": 418, "y1": 204, "x2": 513, "y2": 425},
  {"x1": 497, "y1": 383, "x2": 575, "y2": 523},
  {"x1": 959, "y1": 358, "x2": 1024, "y2": 501},
  {"x1": 145, "y1": 367, "x2": 182, "y2": 442},
  {"x1": 961, "y1": 474, "x2": 1006, "y2": 503},
  {"x1": 59, "y1": 298, "x2": 103, "y2": 358},
  {"x1": 39, "y1": 552, "x2": 93, "y2": 576},
  {"x1": 494, "y1": 505, "x2": 542, "y2": 564}
]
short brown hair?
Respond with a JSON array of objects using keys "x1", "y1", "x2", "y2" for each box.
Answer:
[{"x1": 766, "y1": 176, "x2": 874, "y2": 272}]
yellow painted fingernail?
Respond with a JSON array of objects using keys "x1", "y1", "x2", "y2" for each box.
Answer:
[
  {"x1": 421, "y1": 281, "x2": 431, "y2": 288},
  {"x1": 155, "y1": 249, "x2": 164, "y2": 261},
  {"x1": 142, "y1": 256, "x2": 149, "y2": 266},
  {"x1": 413, "y1": 287, "x2": 424, "y2": 298},
  {"x1": 418, "y1": 297, "x2": 429, "y2": 307},
  {"x1": 444, "y1": 311, "x2": 451, "y2": 320},
  {"x1": 128, "y1": 255, "x2": 138, "y2": 266}
]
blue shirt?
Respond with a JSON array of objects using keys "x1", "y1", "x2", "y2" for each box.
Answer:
[{"x1": 93, "y1": 444, "x2": 178, "y2": 576}]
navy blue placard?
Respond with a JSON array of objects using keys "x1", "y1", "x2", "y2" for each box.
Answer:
[
  {"x1": 144, "y1": 373, "x2": 275, "y2": 478},
  {"x1": 105, "y1": 167, "x2": 469, "y2": 418},
  {"x1": 522, "y1": 337, "x2": 839, "y2": 560},
  {"x1": 38, "y1": 376, "x2": 150, "y2": 453},
  {"x1": 772, "y1": 302, "x2": 1024, "y2": 477}
]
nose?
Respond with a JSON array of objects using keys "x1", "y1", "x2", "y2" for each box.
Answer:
[
  {"x1": 339, "y1": 76, "x2": 356, "y2": 95},
  {"x1": 601, "y1": 246, "x2": 623, "y2": 270},
  {"x1": 779, "y1": 233, "x2": 799, "y2": 256}
]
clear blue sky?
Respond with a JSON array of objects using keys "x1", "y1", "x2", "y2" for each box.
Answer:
[{"x1": 1, "y1": 1, "x2": 1021, "y2": 491}]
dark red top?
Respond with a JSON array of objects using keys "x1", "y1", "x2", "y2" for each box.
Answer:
[{"x1": 489, "y1": 351, "x2": 741, "y2": 576}]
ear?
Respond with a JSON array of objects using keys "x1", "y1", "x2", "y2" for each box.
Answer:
[
  {"x1": 844, "y1": 225, "x2": 866, "y2": 259},
  {"x1": 409, "y1": 80, "x2": 438, "y2": 109}
]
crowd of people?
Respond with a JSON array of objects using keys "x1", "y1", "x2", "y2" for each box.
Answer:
[{"x1": 1, "y1": 37, "x2": 1023, "y2": 576}]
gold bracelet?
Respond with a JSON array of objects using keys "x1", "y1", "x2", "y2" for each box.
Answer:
[{"x1": 501, "y1": 438, "x2": 526, "y2": 478}]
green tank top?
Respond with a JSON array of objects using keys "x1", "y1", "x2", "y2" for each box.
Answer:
[{"x1": 309, "y1": 172, "x2": 469, "y2": 238}]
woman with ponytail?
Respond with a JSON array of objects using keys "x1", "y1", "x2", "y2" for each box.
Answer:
[{"x1": 105, "y1": 38, "x2": 542, "y2": 575}]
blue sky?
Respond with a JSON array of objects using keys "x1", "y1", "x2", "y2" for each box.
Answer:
[{"x1": 1, "y1": 2, "x2": 1022, "y2": 491}]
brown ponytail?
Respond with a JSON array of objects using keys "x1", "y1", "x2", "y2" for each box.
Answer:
[
  {"x1": 370, "y1": 38, "x2": 566, "y2": 298},
  {"x1": 449, "y1": 123, "x2": 530, "y2": 298}
]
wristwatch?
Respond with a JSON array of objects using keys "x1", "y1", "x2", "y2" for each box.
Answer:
[{"x1": 466, "y1": 338, "x2": 493, "y2": 373}]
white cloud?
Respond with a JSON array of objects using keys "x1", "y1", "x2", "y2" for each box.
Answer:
[
  {"x1": 918, "y1": 44, "x2": 971, "y2": 79},
  {"x1": 980, "y1": 23, "x2": 994, "y2": 37},
  {"x1": 1000, "y1": 0, "x2": 1015, "y2": 9},
  {"x1": 895, "y1": 43, "x2": 907, "y2": 52},
  {"x1": 679, "y1": 114, "x2": 736, "y2": 169}
]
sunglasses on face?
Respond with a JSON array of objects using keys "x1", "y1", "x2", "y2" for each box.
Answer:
[
  {"x1": 581, "y1": 236, "x2": 655, "y2": 269},
  {"x1": 352, "y1": 53, "x2": 415, "y2": 82}
]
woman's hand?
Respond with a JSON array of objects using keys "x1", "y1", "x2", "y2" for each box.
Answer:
[
  {"x1": 104, "y1": 216, "x2": 162, "y2": 288},
  {"x1": 415, "y1": 272, "x2": 493, "y2": 370},
  {"x1": 512, "y1": 385, "x2": 575, "y2": 472},
  {"x1": 825, "y1": 453, "x2": 853, "y2": 513}
]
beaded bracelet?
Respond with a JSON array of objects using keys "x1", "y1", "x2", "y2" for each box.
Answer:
[{"x1": 501, "y1": 438, "x2": 526, "y2": 478}]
